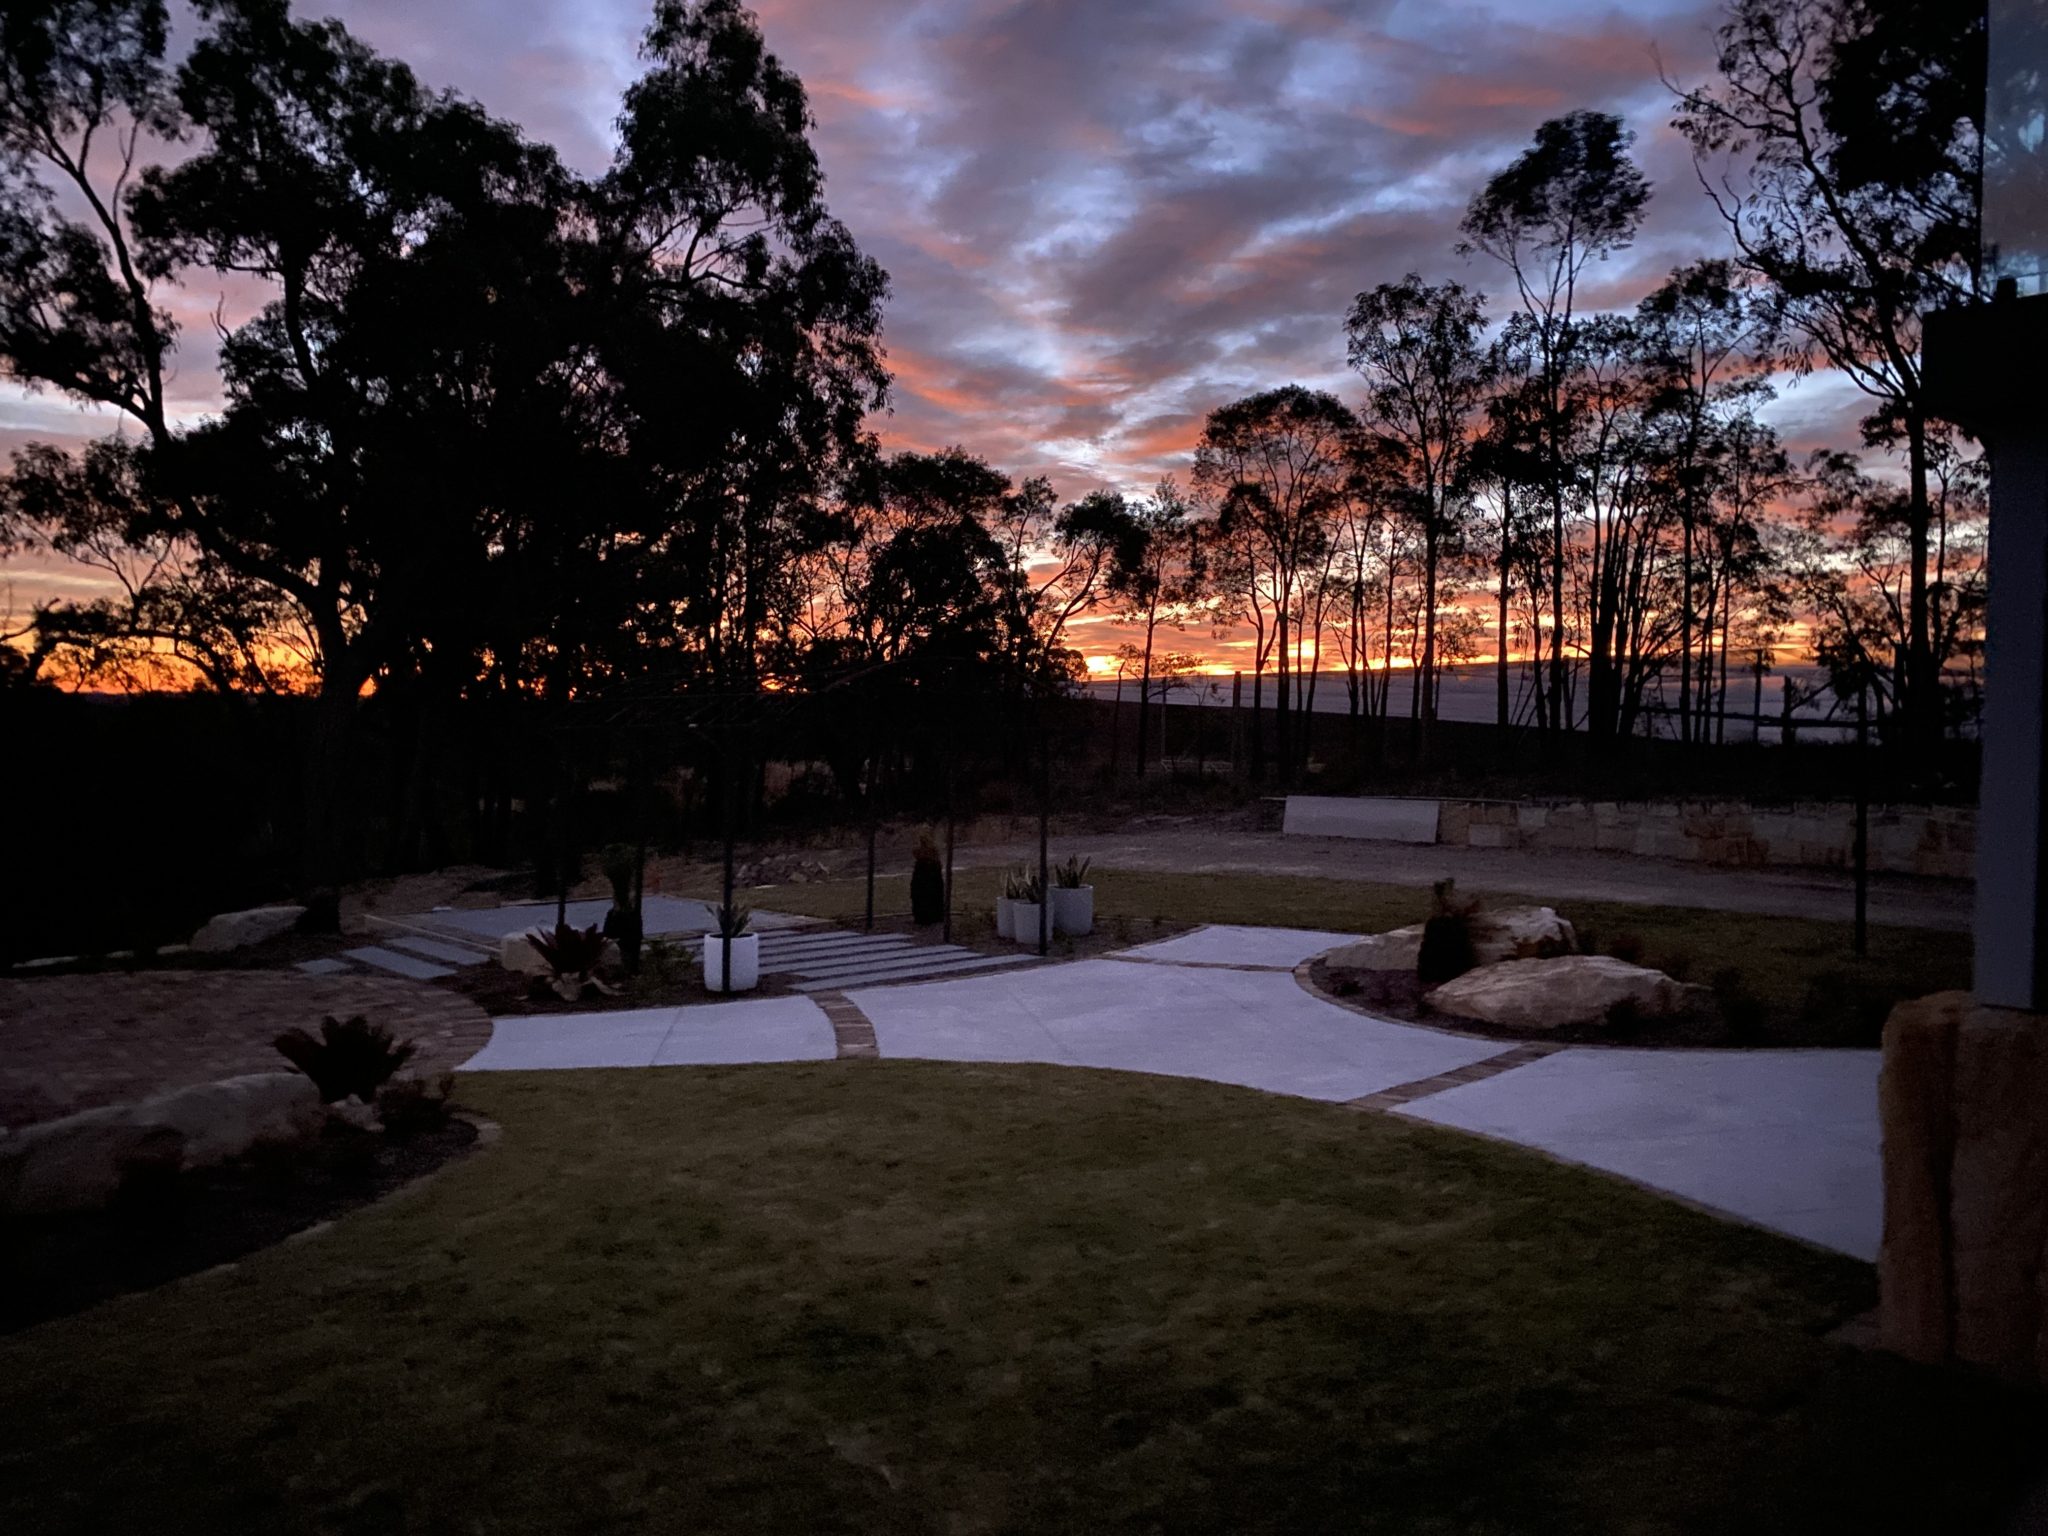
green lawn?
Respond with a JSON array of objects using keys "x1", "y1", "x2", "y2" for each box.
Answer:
[
  {"x1": 738, "y1": 867, "x2": 1967, "y2": 1046},
  {"x1": 5, "y1": 1066, "x2": 2041, "y2": 1533}
]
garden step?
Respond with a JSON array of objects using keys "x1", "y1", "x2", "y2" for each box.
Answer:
[
  {"x1": 341, "y1": 945, "x2": 457, "y2": 981},
  {"x1": 757, "y1": 931, "x2": 915, "y2": 957},
  {"x1": 385, "y1": 935, "x2": 492, "y2": 967},
  {"x1": 792, "y1": 952, "x2": 1043, "y2": 991},
  {"x1": 770, "y1": 942, "x2": 983, "y2": 980}
]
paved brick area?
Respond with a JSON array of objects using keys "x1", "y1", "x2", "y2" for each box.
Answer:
[{"x1": 0, "y1": 972, "x2": 492, "y2": 1129}]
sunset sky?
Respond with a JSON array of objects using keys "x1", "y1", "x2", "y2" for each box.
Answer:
[{"x1": 0, "y1": 0, "x2": 1871, "y2": 672}]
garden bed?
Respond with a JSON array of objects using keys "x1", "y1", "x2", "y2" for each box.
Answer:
[{"x1": 0, "y1": 1117, "x2": 479, "y2": 1335}]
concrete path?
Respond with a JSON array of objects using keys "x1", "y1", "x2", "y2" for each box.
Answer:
[
  {"x1": 464, "y1": 995, "x2": 835, "y2": 1070},
  {"x1": 460, "y1": 922, "x2": 1883, "y2": 1260}
]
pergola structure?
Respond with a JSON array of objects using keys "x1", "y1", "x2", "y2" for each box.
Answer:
[{"x1": 544, "y1": 659, "x2": 1082, "y2": 969}]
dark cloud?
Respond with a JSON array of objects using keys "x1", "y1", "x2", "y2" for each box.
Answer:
[{"x1": 6, "y1": 0, "x2": 1876, "y2": 629}]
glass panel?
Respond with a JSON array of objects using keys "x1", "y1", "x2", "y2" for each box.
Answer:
[{"x1": 1987, "y1": 0, "x2": 2048, "y2": 297}]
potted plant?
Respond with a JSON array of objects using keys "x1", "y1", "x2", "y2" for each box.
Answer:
[
  {"x1": 1012, "y1": 872, "x2": 1045, "y2": 948},
  {"x1": 910, "y1": 830, "x2": 946, "y2": 926},
  {"x1": 1049, "y1": 856, "x2": 1094, "y2": 937},
  {"x1": 995, "y1": 866, "x2": 1026, "y2": 940},
  {"x1": 702, "y1": 903, "x2": 759, "y2": 993}
]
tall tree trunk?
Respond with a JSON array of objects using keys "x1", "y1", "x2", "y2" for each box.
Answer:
[
  {"x1": 1419, "y1": 536, "x2": 1439, "y2": 769},
  {"x1": 1495, "y1": 530, "x2": 1511, "y2": 732},
  {"x1": 1273, "y1": 585, "x2": 1292, "y2": 789},
  {"x1": 1678, "y1": 516, "x2": 1695, "y2": 748},
  {"x1": 1136, "y1": 610, "x2": 1157, "y2": 777},
  {"x1": 1904, "y1": 408, "x2": 1937, "y2": 773}
]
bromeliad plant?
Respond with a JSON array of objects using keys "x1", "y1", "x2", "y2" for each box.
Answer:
[
  {"x1": 529, "y1": 922, "x2": 620, "y2": 1001},
  {"x1": 274, "y1": 1015, "x2": 417, "y2": 1104},
  {"x1": 1053, "y1": 856, "x2": 1092, "y2": 889},
  {"x1": 713, "y1": 902, "x2": 752, "y2": 939}
]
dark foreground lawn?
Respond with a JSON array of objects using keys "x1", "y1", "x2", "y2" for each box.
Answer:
[
  {"x1": 5, "y1": 1065, "x2": 2041, "y2": 1534},
  {"x1": 749, "y1": 867, "x2": 1967, "y2": 1046}
]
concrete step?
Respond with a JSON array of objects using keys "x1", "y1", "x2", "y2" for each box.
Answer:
[
  {"x1": 792, "y1": 952, "x2": 1042, "y2": 992},
  {"x1": 386, "y1": 934, "x2": 492, "y2": 967},
  {"x1": 774, "y1": 943, "x2": 985, "y2": 981},
  {"x1": 342, "y1": 945, "x2": 456, "y2": 981}
]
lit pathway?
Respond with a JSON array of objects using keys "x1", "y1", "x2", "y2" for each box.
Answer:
[{"x1": 460, "y1": 923, "x2": 1883, "y2": 1260}]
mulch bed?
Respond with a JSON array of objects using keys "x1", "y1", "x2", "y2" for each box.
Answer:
[
  {"x1": 0, "y1": 1118, "x2": 480, "y2": 1336},
  {"x1": 1305, "y1": 957, "x2": 1737, "y2": 1048},
  {"x1": 0, "y1": 972, "x2": 492, "y2": 1129}
]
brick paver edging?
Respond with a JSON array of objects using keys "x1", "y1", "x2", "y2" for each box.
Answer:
[
  {"x1": 1343, "y1": 1043, "x2": 1561, "y2": 1113},
  {"x1": 811, "y1": 991, "x2": 878, "y2": 1059}
]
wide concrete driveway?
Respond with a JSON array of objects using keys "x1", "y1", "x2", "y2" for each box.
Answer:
[{"x1": 463, "y1": 923, "x2": 1883, "y2": 1260}]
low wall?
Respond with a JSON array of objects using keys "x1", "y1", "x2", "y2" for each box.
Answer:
[{"x1": 1436, "y1": 798, "x2": 1975, "y2": 879}]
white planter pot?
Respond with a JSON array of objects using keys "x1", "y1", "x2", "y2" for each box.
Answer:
[
  {"x1": 1050, "y1": 885, "x2": 1094, "y2": 938},
  {"x1": 702, "y1": 932, "x2": 760, "y2": 993},
  {"x1": 995, "y1": 896, "x2": 1017, "y2": 941},
  {"x1": 1013, "y1": 902, "x2": 1044, "y2": 947}
]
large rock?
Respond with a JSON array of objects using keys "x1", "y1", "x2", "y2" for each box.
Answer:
[
  {"x1": 500, "y1": 932, "x2": 548, "y2": 975},
  {"x1": 137, "y1": 1072, "x2": 323, "y2": 1169},
  {"x1": 0, "y1": 1108, "x2": 185, "y2": 1214},
  {"x1": 190, "y1": 905, "x2": 307, "y2": 953},
  {"x1": 1468, "y1": 906, "x2": 1577, "y2": 965},
  {"x1": 1322, "y1": 925, "x2": 1423, "y2": 974},
  {"x1": 1427, "y1": 954, "x2": 1695, "y2": 1033},
  {"x1": 0, "y1": 1072, "x2": 322, "y2": 1215}
]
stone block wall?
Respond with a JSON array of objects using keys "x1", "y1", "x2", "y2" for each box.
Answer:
[
  {"x1": 1880, "y1": 993, "x2": 2048, "y2": 1381},
  {"x1": 1435, "y1": 798, "x2": 1975, "y2": 878}
]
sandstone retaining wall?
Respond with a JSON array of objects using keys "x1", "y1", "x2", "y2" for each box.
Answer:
[{"x1": 1435, "y1": 799, "x2": 1974, "y2": 879}]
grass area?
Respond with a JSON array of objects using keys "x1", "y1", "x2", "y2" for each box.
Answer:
[
  {"x1": 4, "y1": 1065, "x2": 2040, "y2": 1533},
  {"x1": 738, "y1": 867, "x2": 1968, "y2": 1047}
]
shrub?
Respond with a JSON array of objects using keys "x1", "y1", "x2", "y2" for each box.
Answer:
[
  {"x1": 1711, "y1": 966, "x2": 1768, "y2": 1045},
  {"x1": 275, "y1": 1015, "x2": 417, "y2": 1104},
  {"x1": 1417, "y1": 879, "x2": 1477, "y2": 985},
  {"x1": 376, "y1": 1073, "x2": 455, "y2": 1138},
  {"x1": 1605, "y1": 932, "x2": 1646, "y2": 965},
  {"x1": 600, "y1": 844, "x2": 644, "y2": 974},
  {"x1": 910, "y1": 832, "x2": 945, "y2": 925},
  {"x1": 1417, "y1": 915, "x2": 1475, "y2": 985}
]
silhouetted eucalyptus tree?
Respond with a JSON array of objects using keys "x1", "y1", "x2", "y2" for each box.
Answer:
[
  {"x1": 1194, "y1": 387, "x2": 1358, "y2": 784},
  {"x1": 1460, "y1": 111, "x2": 1650, "y2": 741},
  {"x1": 1672, "y1": 0, "x2": 1983, "y2": 769},
  {"x1": 1345, "y1": 274, "x2": 1491, "y2": 766}
]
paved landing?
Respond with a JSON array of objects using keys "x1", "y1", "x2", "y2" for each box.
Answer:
[
  {"x1": 463, "y1": 995, "x2": 834, "y2": 1071},
  {"x1": 849, "y1": 958, "x2": 1507, "y2": 1102},
  {"x1": 392, "y1": 898, "x2": 810, "y2": 944},
  {"x1": 1114, "y1": 924, "x2": 1361, "y2": 969}
]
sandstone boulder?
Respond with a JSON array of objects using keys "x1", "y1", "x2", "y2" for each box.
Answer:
[
  {"x1": 190, "y1": 905, "x2": 307, "y2": 953},
  {"x1": 1426, "y1": 954, "x2": 1695, "y2": 1033},
  {"x1": 1877, "y1": 990, "x2": 1969, "y2": 1365},
  {"x1": 0, "y1": 1072, "x2": 323, "y2": 1215},
  {"x1": 0, "y1": 1107, "x2": 186, "y2": 1214},
  {"x1": 1322, "y1": 925, "x2": 1423, "y2": 974},
  {"x1": 138, "y1": 1072, "x2": 323, "y2": 1168},
  {"x1": 500, "y1": 933, "x2": 548, "y2": 974},
  {"x1": 1468, "y1": 906, "x2": 1577, "y2": 964}
]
